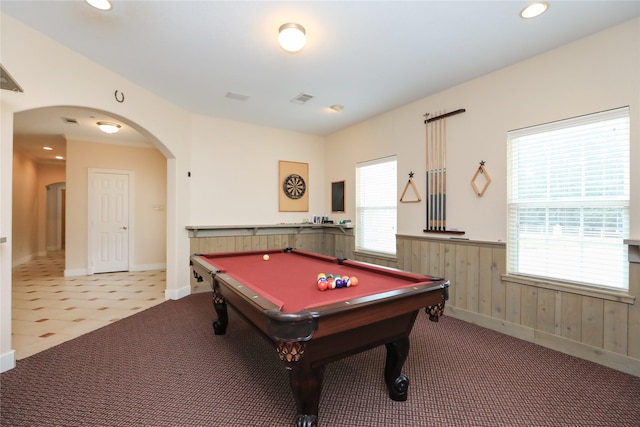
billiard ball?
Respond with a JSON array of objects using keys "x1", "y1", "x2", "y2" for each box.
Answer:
[
  {"x1": 317, "y1": 281, "x2": 328, "y2": 291},
  {"x1": 263, "y1": 254, "x2": 270, "y2": 261},
  {"x1": 350, "y1": 276, "x2": 359, "y2": 286}
]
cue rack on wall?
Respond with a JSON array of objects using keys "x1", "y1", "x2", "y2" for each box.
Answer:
[{"x1": 423, "y1": 108, "x2": 466, "y2": 235}]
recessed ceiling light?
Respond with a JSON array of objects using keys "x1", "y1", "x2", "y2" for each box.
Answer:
[
  {"x1": 85, "y1": 0, "x2": 112, "y2": 11},
  {"x1": 520, "y1": 2, "x2": 548, "y2": 19},
  {"x1": 55, "y1": 156, "x2": 64, "y2": 160},
  {"x1": 97, "y1": 121, "x2": 121, "y2": 134},
  {"x1": 329, "y1": 105, "x2": 344, "y2": 112},
  {"x1": 42, "y1": 146, "x2": 53, "y2": 151},
  {"x1": 278, "y1": 23, "x2": 306, "y2": 53}
]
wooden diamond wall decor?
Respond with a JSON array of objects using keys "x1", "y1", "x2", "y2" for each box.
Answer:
[{"x1": 471, "y1": 162, "x2": 491, "y2": 197}]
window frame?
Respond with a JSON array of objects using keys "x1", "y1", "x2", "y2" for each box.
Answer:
[
  {"x1": 506, "y1": 107, "x2": 630, "y2": 291},
  {"x1": 355, "y1": 156, "x2": 398, "y2": 256}
]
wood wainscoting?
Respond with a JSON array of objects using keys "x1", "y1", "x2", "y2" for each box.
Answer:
[{"x1": 396, "y1": 234, "x2": 640, "y2": 377}]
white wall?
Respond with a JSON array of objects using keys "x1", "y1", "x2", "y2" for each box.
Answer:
[
  {"x1": 325, "y1": 18, "x2": 640, "y2": 243},
  {"x1": 10, "y1": 150, "x2": 38, "y2": 266},
  {"x1": 189, "y1": 115, "x2": 325, "y2": 225}
]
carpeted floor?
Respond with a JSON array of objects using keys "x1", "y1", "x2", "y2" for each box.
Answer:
[{"x1": 2, "y1": 292, "x2": 639, "y2": 426}]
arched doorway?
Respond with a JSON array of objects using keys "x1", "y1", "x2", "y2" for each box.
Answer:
[{"x1": 10, "y1": 105, "x2": 171, "y2": 359}]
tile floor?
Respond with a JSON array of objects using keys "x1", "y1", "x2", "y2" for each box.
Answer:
[{"x1": 12, "y1": 251, "x2": 166, "y2": 360}]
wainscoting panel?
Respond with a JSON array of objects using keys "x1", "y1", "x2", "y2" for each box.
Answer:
[{"x1": 396, "y1": 234, "x2": 639, "y2": 377}]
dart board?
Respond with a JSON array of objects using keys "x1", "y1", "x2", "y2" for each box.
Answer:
[{"x1": 283, "y1": 174, "x2": 306, "y2": 199}]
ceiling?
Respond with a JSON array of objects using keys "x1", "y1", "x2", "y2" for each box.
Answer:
[
  {"x1": 3, "y1": 1, "x2": 639, "y2": 162},
  {"x1": 11, "y1": 106, "x2": 154, "y2": 164}
]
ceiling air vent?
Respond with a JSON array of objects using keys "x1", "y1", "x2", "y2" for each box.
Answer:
[
  {"x1": 225, "y1": 92, "x2": 250, "y2": 101},
  {"x1": 0, "y1": 64, "x2": 23, "y2": 92},
  {"x1": 290, "y1": 92, "x2": 314, "y2": 105}
]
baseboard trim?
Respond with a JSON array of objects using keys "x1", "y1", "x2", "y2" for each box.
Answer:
[
  {"x1": 12, "y1": 254, "x2": 34, "y2": 268},
  {"x1": 0, "y1": 350, "x2": 16, "y2": 372},
  {"x1": 444, "y1": 306, "x2": 640, "y2": 377},
  {"x1": 131, "y1": 263, "x2": 166, "y2": 272},
  {"x1": 165, "y1": 285, "x2": 190, "y2": 300},
  {"x1": 64, "y1": 268, "x2": 88, "y2": 277}
]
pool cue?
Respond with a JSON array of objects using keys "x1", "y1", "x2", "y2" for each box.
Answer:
[
  {"x1": 435, "y1": 113, "x2": 442, "y2": 230},
  {"x1": 438, "y1": 114, "x2": 444, "y2": 230},
  {"x1": 428, "y1": 115, "x2": 434, "y2": 230},
  {"x1": 428, "y1": 117, "x2": 433, "y2": 230},
  {"x1": 442, "y1": 115, "x2": 447, "y2": 230},
  {"x1": 433, "y1": 112, "x2": 439, "y2": 230},
  {"x1": 434, "y1": 114, "x2": 439, "y2": 230}
]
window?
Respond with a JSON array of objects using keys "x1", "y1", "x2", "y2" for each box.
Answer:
[
  {"x1": 356, "y1": 156, "x2": 397, "y2": 255},
  {"x1": 507, "y1": 107, "x2": 630, "y2": 290}
]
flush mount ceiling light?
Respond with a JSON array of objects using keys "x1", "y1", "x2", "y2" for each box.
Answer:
[
  {"x1": 329, "y1": 105, "x2": 344, "y2": 112},
  {"x1": 85, "y1": 0, "x2": 112, "y2": 11},
  {"x1": 97, "y1": 121, "x2": 121, "y2": 134},
  {"x1": 520, "y1": 2, "x2": 548, "y2": 19},
  {"x1": 278, "y1": 23, "x2": 306, "y2": 53}
]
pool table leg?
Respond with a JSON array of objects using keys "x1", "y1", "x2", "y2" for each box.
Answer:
[
  {"x1": 211, "y1": 289, "x2": 228, "y2": 335},
  {"x1": 384, "y1": 337, "x2": 410, "y2": 401},
  {"x1": 289, "y1": 361, "x2": 325, "y2": 427},
  {"x1": 278, "y1": 342, "x2": 324, "y2": 427}
]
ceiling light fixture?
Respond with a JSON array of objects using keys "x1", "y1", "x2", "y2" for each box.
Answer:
[
  {"x1": 42, "y1": 146, "x2": 53, "y2": 151},
  {"x1": 55, "y1": 156, "x2": 64, "y2": 160},
  {"x1": 97, "y1": 121, "x2": 121, "y2": 134},
  {"x1": 329, "y1": 105, "x2": 344, "y2": 112},
  {"x1": 85, "y1": 0, "x2": 112, "y2": 11},
  {"x1": 278, "y1": 23, "x2": 306, "y2": 53},
  {"x1": 520, "y1": 2, "x2": 548, "y2": 19}
]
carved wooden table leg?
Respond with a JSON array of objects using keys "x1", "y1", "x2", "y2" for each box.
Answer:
[
  {"x1": 384, "y1": 337, "x2": 410, "y2": 401},
  {"x1": 211, "y1": 287, "x2": 228, "y2": 335},
  {"x1": 277, "y1": 341, "x2": 325, "y2": 427}
]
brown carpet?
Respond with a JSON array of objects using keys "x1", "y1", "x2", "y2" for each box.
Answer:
[{"x1": 1, "y1": 292, "x2": 639, "y2": 426}]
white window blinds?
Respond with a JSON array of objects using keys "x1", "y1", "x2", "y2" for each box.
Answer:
[
  {"x1": 356, "y1": 156, "x2": 397, "y2": 255},
  {"x1": 507, "y1": 107, "x2": 630, "y2": 289}
]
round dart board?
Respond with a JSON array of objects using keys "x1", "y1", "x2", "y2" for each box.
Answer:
[{"x1": 283, "y1": 174, "x2": 306, "y2": 199}]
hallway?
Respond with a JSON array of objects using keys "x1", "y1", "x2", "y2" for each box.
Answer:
[{"x1": 11, "y1": 252, "x2": 166, "y2": 360}]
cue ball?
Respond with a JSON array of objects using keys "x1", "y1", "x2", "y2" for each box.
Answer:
[{"x1": 263, "y1": 254, "x2": 270, "y2": 261}]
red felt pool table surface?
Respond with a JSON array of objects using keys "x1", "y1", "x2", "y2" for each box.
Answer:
[{"x1": 195, "y1": 249, "x2": 434, "y2": 313}]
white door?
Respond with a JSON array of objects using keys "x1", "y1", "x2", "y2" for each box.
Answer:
[{"x1": 90, "y1": 171, "x2": 131, "y2": 273}]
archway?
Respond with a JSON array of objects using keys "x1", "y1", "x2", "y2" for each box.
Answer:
[{"x1": 9, "y1": 105, "x2": 175, "y2": 359}]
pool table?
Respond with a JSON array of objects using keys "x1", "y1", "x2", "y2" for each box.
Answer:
[{"x1": 190, "y1": 248, "x2": 450, "y2": 427}]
